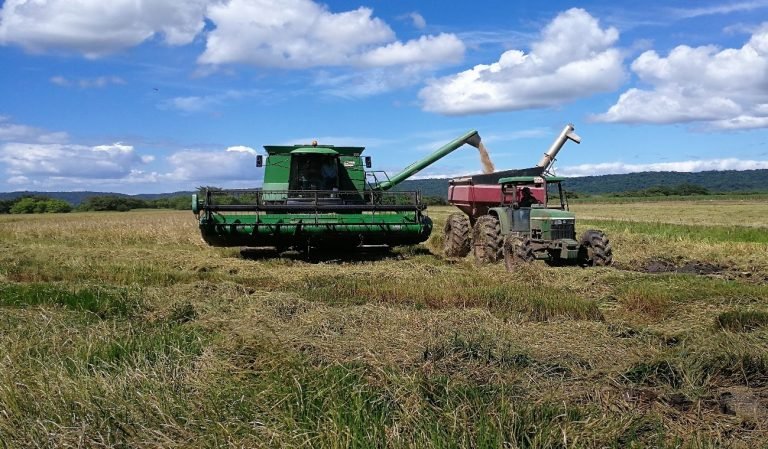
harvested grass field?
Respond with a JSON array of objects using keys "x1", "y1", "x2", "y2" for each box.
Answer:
[{"x1": 1, "y1": 201, "x2": 767, "y2": 448}]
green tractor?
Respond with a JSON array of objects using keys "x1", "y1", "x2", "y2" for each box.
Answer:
[
  {"x1": 445, "y1": 124, "x2": 612, "y2": 268},
  {"x1": 477, "y1": 175, "x2": 613, "y2": 269}
]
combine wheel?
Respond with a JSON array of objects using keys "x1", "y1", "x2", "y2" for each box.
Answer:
[
  {"x1": 473, "y1": 215, "x2": 502, "y2": 264},
  {"x1": 503, "y1": 235, "x2": 534, "y2": 271},
  {"x1": 579, "y1": 230, "x2": 613, "y2": 267},
  {"x1": 443, "y1": 213, "x2": 471, "y2": 257}
]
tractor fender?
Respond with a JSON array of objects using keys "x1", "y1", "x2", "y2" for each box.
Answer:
[{"x1": 488, "y1": 207, "x2": 512, "y2": 234}]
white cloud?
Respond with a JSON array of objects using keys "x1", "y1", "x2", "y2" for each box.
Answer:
[
  {"x1": 0, "y1": 118, "x2": 69, "y2": 143},
  {"x1": 559, "y1": 158, "x2": 768, "y2": 177},
  {"x1": 7, "y1": 175, "x2": 29, "y2": 185},
  {"x1": 160, "y1": 89, "x2": 266, "y2": 113},
  {"x1": 225, "y1": 145, "x2": 258, "y2": 155},
  {"x1": 671, "y1": 1, "x2": 768, "y2": 19},
  {"x1": 199, "y1": 0, "x2": 462, "y2": 69},
  {"x1": 419, "y1": 8, "x2": 624, "y2": 115},
  {"x1": 50, "y1": 75, "x2": 126, "y2": 88},
  {"x1": 1, "y1": 0, "x2": 464, "y2": 97},
  {"x1": 407, "y1": 12, "x2": 426, "y2": 30},
  {"x1": 0, "y1": 0, "x2": 208, "y2": 57},
  {"x1": 166, "y1": 147, "x2": 262, "y2": 182},
  {"x1": 314, "y1": 65, "x2": 431, "y2": 98},
  {"x1": 595, "y1": 24, "x2": 768, "y2": 129},
  {"x1": 200, "y1": 0, "x2": 391, "y2": 67},
  {"x1": 359, "y1": 34, "x2": 464, "y2": 67},
  {"x1": 1, "y1": 142, "x2": 149, "y2": 179}
]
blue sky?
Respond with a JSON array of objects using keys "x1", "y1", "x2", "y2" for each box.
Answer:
[{"x1": 1, "y1": 0, "x2": 768, "y2": 193}]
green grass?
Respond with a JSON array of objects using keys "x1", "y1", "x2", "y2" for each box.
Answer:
[
  {"x1": 715, "y1": 310, "x2": 768, "y2": 332},
  {"x1": 297, "y1": 271, "x2": 604, "y2": 321},
  {"x1": 0, "y1": 204, "x2": 766, "y2": 447},
  {"x1": 76, "y1": 323, "x2": 206, "y2": 372},
  {"x1": 0, "y1": 283, "x2": 144, "y2": 318},
  {"x1": 571, "y1": 192, "x2": 768, "y2": 204},
  {"x1": 582, "y1": 219, "x2": 768, "y2": 244},
  {"x1": 615, "y1": 276, "x2": 768, "y2": 318}
]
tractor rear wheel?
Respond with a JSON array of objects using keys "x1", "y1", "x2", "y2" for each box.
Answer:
[
  {"x1": 579, "y1": 230, "x2": 613, "y2": 267},
  {"x1": 473, "y1": 215, "x2": 502, "y2": 264},
  {"x1": 503, "y1": 235, "x2": 534, "y2": 271},
  {"x1": 443, "y1": 213, "x2": 471, "y2": 257}
]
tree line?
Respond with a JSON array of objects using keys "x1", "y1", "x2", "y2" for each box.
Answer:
[{"x1": 0, "y1": 195, "x2": 191, "y2": 214}]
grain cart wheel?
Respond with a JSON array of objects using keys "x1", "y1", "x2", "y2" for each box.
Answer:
[
  {"x1": 473, "y1": 215, "x2": 502, "y2": 264},
  {"x1": 503, "y1": 235, "x2": 534, "y2": 271},
  {"x1": 579, "y1": 230, "x2": 613, "y2": 267},
  {"x1": 443, "y1": 213, "x2": 471, "y2": 257}
]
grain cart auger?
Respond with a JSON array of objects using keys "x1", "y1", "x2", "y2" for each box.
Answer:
[
  {"x1": 192, "y1": 130, "x2": 483, "y2": 252},
  {"x1": 444, "y1": 124, "x2": 613, "y2": 267}
]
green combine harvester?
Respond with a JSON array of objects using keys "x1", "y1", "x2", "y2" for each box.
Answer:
[{"x1": 192, "y1": 131, "x2": 482, "y2": 251}]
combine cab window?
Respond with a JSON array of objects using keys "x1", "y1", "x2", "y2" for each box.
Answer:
[{"x1": 289, "y1": 155, "x2": 339, "y2": 191}]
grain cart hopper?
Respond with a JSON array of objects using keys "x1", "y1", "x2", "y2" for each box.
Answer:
[
  {"x1": 193, "y1": 130, "x2": 483, "y2": 251},
  {"x1": 443, "y1": 124, "x2": 613, "y2": 267}
]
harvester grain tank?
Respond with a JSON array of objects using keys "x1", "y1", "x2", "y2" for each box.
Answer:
[
  {"x1": 443, "y1": 124, "x2": 613, "y2": 267},
  {"x1": 193, "y1": 130, "x2": 483, "y2": 251}
]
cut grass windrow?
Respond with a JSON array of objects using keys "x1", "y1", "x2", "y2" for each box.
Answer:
[{"x1": 297, "y1": 272, "x2": 604, "y2": 322}]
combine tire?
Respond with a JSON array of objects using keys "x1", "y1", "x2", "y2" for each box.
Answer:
[
  {"x1": 443, "y1": 213, "x2": 471, "y2": 257},
  {"x1": 503, "y1": 235, "x2": 534, "y2": 271},
  {"x1": 473, "y1": 215, "x2": 502, "y2": 264},
  {"x1": 579, "y1": 230, "x2": 613, "y2": 267}
]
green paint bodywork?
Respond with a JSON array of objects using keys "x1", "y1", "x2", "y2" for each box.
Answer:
[
  {"x1": 492, "y1": 178, "x2": 581, "y2": 262},
  {"x1": 195, "y1": 133, "x2": 479, "y2": 249}
]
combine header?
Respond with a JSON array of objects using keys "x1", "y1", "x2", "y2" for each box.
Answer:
[{"x1": 193, "y1": 131, "x2": 482, "y2": 251}]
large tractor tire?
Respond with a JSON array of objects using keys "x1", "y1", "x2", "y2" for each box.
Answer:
[
  {"x1": 473, "y1": 215, "x2": 503, "y2": 264},
  {"x1": 579, "y1": 230, "x2": 613, "y2": 267},
  {"x1": 443, "y1": 212, "x2": 472, "y2": 258},
  {"x1": 503, "y1": 235, "x2": 534, "y2": 271}
]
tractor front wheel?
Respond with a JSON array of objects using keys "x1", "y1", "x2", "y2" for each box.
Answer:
[
  {"x1": 503, "y1": 235, "x2": 534, "y2": 271},
  {"x1": 443, "y1": 212, "x2": 471, "y2": 258},
  {"x1": 579, "y1": 230, "x2": 613, "y2": 267},
  {"x1": 473, "y1": 215, "x2": 502, "y2": 264}
]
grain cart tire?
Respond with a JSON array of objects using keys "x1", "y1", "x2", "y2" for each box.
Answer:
[
  {"x1": 443, "y1": 213, "x2": 472, "y2": 257},
  {"x1": 473, "y1": 215, "x2": 503, "y2": 264},
  {"x1": 503, "y1": 235, "x2": 534, "y2": 271},
  {"x1": 579, "y1": 230, "x2": 613, "y2": 267}
]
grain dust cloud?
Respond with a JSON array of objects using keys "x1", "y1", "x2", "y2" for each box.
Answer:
[{"x1": 476, "y1": 141, "x2": 495, "y2": 174}]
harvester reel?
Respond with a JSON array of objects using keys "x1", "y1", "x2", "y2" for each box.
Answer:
[
  {"x1": 473, "y1": 215, "x2": 503, "y2": 264},
  {"x1": 443, "y1": 212, "x2": 471, "y2": 258},
  {"x1": 579, "y1": 230, "x2": 613, "y2": 267}
]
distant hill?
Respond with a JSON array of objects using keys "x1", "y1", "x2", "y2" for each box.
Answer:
[
  {"x1": 398, "y1": 169, "x2": 768, "y2": 198},
  {"x1": 0, "y1": 190, "x2": 195, "y2": 205},
  {"x1": 2, "y1": 169, "x2": 767, "y2": 204}
]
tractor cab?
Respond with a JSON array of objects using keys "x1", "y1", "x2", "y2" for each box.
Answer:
[
  {"x1": 498, "y1": 175, "x2": 568, "y2": 210},
  {"x1": 493, "y1": 175, "x2": 575, "y2": 242}
]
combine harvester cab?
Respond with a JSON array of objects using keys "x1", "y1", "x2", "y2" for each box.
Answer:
[
  {"x1": 443, "y1": 124, "x2": 613, "y2": 268},
  {"x1": 192, "y1": 130, "x2": 482, "y2": 252}
]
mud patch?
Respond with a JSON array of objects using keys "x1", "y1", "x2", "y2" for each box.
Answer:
[
  {"x1": 619, "y1": 257, "x2": 748, "y2": 279},
  {"x1": 717, "y1": 387, "x2": 768, "y2": 420},
  {"x1": 641, "y1": 258, "x2": 725, "y2": 275}
]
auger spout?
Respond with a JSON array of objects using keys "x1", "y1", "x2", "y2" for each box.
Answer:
[
  {"x1": 376, "y1": 129, "x2": 481, "y2": 191},
  {"x1": 536, "y1": 123, "x2": 581, "y2": 172}
]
